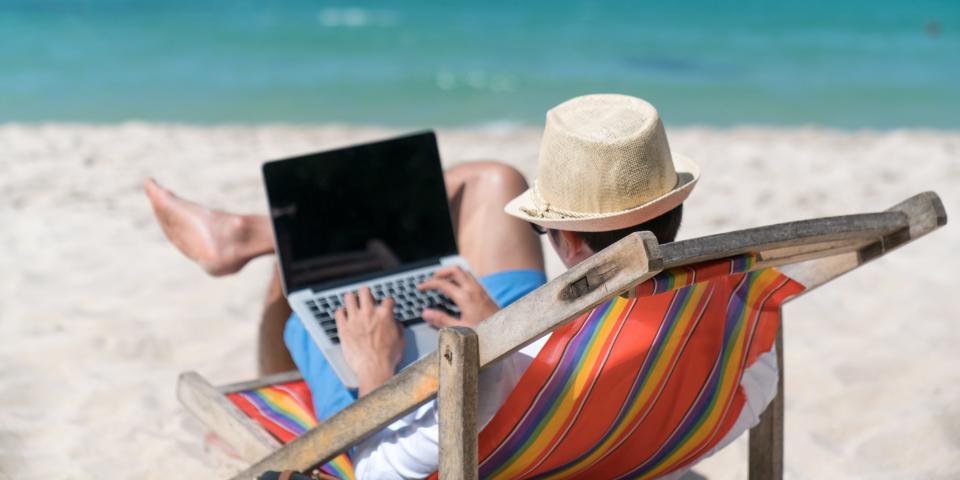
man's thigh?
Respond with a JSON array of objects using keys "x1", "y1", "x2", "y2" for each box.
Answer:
[{"x1": 444, "y1": 162, "x2": 544, "y2": 277}]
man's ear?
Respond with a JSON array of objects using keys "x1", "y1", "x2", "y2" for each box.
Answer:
[{"x1": 553, "y1": 230, "x2": 594, "y2": 267}]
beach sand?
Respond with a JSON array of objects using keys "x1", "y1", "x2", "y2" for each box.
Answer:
[{"x1": 0, "y1": 123, "x2": 957, "y2": 479}]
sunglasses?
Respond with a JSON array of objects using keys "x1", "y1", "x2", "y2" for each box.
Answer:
[{"x1": 530, "y1": 223, "x2": 548, "y2": 235}]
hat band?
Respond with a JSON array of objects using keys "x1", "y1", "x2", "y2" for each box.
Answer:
[
  {"x1": 521, "y1": 174, "x2": 682, "y2": 220},
  {"x1": 519, "y1": 181, "x2": 595, "y2": 220}
]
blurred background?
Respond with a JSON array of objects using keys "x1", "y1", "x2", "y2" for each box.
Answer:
[{"x1": 3, "y1": 0, "x2": 958, "y2": 127}]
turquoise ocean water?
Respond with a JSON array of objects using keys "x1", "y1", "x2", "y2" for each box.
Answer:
[{"x1": 2, "y1": 0, "x2": 958, "y2": 128}]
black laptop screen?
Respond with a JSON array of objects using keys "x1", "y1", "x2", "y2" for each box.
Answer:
[{"x1": 263, "y1": 132, "x2": 458, "y2": 292}]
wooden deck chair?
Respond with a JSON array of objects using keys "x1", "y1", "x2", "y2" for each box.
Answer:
[{"x1": 178, "y1": 192, "x2": 945, "y2": 480}]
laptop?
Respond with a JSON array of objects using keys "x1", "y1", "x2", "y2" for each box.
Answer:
[{"x1": 263, "y1": 131, "x2": 468, "y2": 389}]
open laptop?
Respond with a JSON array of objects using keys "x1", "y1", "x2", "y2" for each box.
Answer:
[{"x1": 263, "y1": 131, "x2": 467, "y2": 388}]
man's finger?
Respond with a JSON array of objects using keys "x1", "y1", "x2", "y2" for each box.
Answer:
[
  {"x1": 334, "y1": 307, "x2": 347, "y2": 332},
  {"x1": 422, "y1": 308, "x2": 458, "y2": 328},
  {"x1": 417, "y1": 277, "x2": 466, "y2": 304},
  {"x1": 432, "y1": 266, "x2": 471, "y2": 285},
  {"x1": 374, "y1": 297, "x2": 396, "y2": 320},
  {"x1": 378, "y1": 297, "x2": 396, "y2": 316},
  {"x1": 450, "y1": 266, "x2": 473, "y2": 285},
  {"x1": 417, "y1": 275, "x2": 456, "y2": 291},
  {"x1": 358, "y1": 286, "x2": 374, "y2": 312},
  {"x1": 343, "y1": 291, "x2": 359, "y2": 317}
]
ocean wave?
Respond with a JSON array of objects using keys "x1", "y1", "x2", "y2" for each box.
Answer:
[{"x1": 317, "y1": 8, "x2": 398, "y2": 28}]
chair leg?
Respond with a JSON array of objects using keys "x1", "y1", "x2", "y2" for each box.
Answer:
[
  {"x1": 438, "y1": 327, "x2": 480, "y2": 480},
  {"x1": 749, "y1": 326, "x2": 784, "y2": 480}
]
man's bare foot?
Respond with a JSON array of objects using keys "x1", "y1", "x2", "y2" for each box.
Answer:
[{"x1": 143, "y1": 178, "x2": 271, "y2": 276}]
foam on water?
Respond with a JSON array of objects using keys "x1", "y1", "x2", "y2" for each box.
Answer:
[{"x1": 316, "y1": 8, "x2": 399, "y2": 28}]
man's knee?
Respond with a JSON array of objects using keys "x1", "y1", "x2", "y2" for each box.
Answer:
[{"x1": 455, "y1": 161, "x2": 529, "y2": 196}]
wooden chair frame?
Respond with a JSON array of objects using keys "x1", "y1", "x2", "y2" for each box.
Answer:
[{"x1": 178, "y1": 192, "x2": 946, "y2": 480}]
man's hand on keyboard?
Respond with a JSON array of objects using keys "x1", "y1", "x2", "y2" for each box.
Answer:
[
  {"x1": 417, "y1": 266, "x2": 499, "y2": 329},
  {"x1": 335, "y1": 287, "x2": 404, "y2": 397}
]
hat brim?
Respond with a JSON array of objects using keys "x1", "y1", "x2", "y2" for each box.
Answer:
[{"x1": 504, "y1": 153, "x2": 700, "y2": 233}]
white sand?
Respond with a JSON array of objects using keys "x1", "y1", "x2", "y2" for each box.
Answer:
[{"x1": 0, "y1": 123, "x2": 957, "y2": 479}]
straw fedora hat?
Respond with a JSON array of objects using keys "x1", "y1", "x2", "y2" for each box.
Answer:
[{"x1": 505, "y1": 94, "x2": 699, "y2": 232}]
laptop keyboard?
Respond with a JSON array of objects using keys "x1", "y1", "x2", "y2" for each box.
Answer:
[{"x1": 305, "y1": 271, "x2": 460, "y2": 344}]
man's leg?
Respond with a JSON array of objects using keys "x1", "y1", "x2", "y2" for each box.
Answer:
[
  {"x1": 259, "y1": 265, "x2": 296, "y2": 374},
  {"x1": 443, "y1": 162, "x2": 544, "y2": 276},
  {"x1": 145, "y1": 178, "x2": 292, "y2": 374},
  {"x1": 146, "y1": 162, "x2": 543, "y2": 285},
  {"x1": 144, "y1": 178, "x2": 275, "y2": 276}
]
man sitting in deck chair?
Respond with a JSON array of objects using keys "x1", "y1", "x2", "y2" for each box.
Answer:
[{"x1": 147, "y1": 94, "x2": 773, "y2": 478}]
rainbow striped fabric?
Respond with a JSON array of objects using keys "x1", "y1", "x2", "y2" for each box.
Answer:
[
  {"x1": 227, "y1": 381, "x2": 356, "y2": 480},
  {"x1": 460, "y1": 255, "x2": 803, "y2": 479}
]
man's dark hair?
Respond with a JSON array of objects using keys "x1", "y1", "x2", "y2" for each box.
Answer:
[{"x1": 575, "y1": 204, "x2": 683, "y2": 252}]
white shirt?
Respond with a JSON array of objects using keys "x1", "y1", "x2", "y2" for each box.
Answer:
[{"x1": 354, "y1": 338, "x2": 778, "y2": 480}]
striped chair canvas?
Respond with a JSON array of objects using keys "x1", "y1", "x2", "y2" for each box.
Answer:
[{"x1": 461, "y1": 255, "x2": 802, "y2": 479}]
